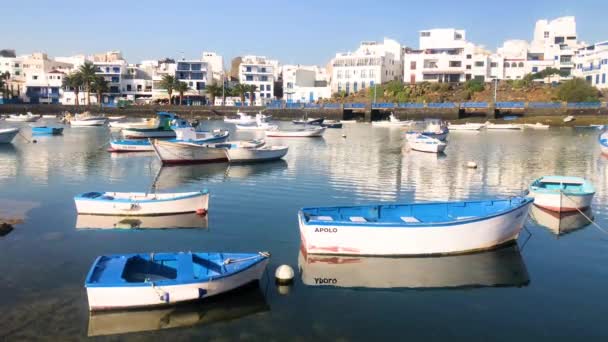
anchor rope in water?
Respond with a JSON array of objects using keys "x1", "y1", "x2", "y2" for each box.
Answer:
[{"x1": 560, "y1": 190, "x2": 608, "y2": 235}]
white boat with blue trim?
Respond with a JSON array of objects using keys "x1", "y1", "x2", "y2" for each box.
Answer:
[
  {"x1": 600, "y1": 131, "x2": 608, "y2": 155},
  {"x1": 528, "y1": 176, "x2": 595, "y2": 212},
  {"x1": 421, "y1": 119, "x2": 449, "y2": 141},
  {"x1": 108, "y1": 129, "x2": 230, "y2": 152},
  {"x1": 372, "y1": 113, "x2": 413, "y2": 127},
  {"x1": 121, "y1": 112, "x2": 180, "y2": 139},
  {"x1": 406, "y1": 133, "x2": 446, "y2": 153},
  {"x1": 298, "y1": 197, "x2": 533, "y2": 256},
  {"x1": 265, "y1": 127, "x2": 325, "y2": 137},
  {"x1": 210, "y1": 140, "x2": 288, "y2": 162},
  {"x1": 74, "y1": 190, "x2": 209, "y2": 216},
  {"x1": 6, "y1": 112, "x2": 40, "y2": 122},
  {"x1": 85, "y1": 251, "x2": 270, "y2": 311},
  {"x1": 0, "y1": 128, "x2": 19, "y2": 143}
]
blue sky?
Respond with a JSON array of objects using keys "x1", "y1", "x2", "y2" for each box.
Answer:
[{"x1": 2, "y1": 0, "x2": 607, "y2": 66}]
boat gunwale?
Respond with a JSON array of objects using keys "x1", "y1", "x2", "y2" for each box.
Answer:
[
  {"x1": 74, "y1": 190, "x2": 208, "y2": 203},
  {"x1": 529, "y1": 176, "x2": 595, "y2": 195},
  {"x1": 299, "y1": 197, "x2": 533, "y2": 228}
]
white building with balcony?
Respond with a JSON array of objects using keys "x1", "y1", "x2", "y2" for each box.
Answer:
[
  {"x1": 403, "y1": 29, "x2": 491, "y2": 83},
  {"x1": 239, "y1": 55, "x2": 277, "y2": 105},
  {"x1": 331, "y1": 38, "x2": 403, "y2": 94},
  {"x1": 282, "y1": 65, "x2": 331, "y2": 103},
  {"x1": 573, "y1": 41, "x2": 608, "y2": 89},
  {"x1": 201, "y1": 52, "x2": 223, "y2": 83}
]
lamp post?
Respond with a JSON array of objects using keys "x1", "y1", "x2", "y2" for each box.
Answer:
[{"x1": 493, "y1": 78, "x2": 498, "y2": 104}]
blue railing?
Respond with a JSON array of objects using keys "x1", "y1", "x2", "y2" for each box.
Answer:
[
  {"x1": 323, "y1": 103, "x2": 341, "y2": 109},
  {"x1": 372, "y1": 102, "x2": 395, "y2": 109},
  {"x1": 397, "y1": 103, "x2": 424, "y2": 108},
  {"x1": 428, "y1": 102, "x2": 456, "y2": 108},
  {"x1": 460, "y1": 102, "x2": 488, "y2": 109},
  {"x1": 344, "y1": 103, "x2": 366, "y2": 109},
  {"x1": 529, "y1": 102, "x2": 562, "y2": 109},
  {"x1": 304, "y1": 103, "x2": 321, "y2": 108},
  {"x1": 567, "y1": 102, "x2": 602, "y2": 108},
  {"x1": 496, "y1": 102, "x2": 525, "y2": 109},
  {"x1": 286, "y1": 103, "x2": 302, "y2": 109}
]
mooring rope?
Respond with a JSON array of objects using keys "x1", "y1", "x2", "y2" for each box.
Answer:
[
  {"x1": 223, "y1": 251, "x2": 271, "y2": 265},
  {"x1": 560, "y1": 190, "x2": 608, "y2": 235}
]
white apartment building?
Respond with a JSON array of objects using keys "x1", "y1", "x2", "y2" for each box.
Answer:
[
  {"x1": 331, "y1": 38, "x2": 403, "y2": 94},
  {"x1": 18, "y1": 52, "x2": 74, "y2": 104},
  {"x1": 239, "y1": 55, "x2": 277, "y2": 105},
  {"x1": 282, "y1": 65, "x2": 331, "y2": 103},
  {"x1": 403, "y1": 29, "x2": 492, "y2": 83},
  {"x1": 202, "y1": 52, "x2": 224, "y2": 83},
  {"x1": 573, "y1": 41, "x2": 608, "y2": 89}
]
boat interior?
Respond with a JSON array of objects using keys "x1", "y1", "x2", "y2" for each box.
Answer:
[
  {"x1": 302, "y1": 198, "x2": 528, "y2": 224},
  {"x1": 78, "y1": 191, "x2": 202, "y2": 201},
  {"x1": 532, "y1": 177, "x2": 592, "y2": 194}
]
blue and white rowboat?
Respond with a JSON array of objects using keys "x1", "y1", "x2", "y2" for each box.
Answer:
[
  {"x1": 108, "y1": 130, "x2": 230, "y2": 152},
  {"x1": 529, "y1": 176, "x2": 595, "y2": 212},
  {"x1": 85, "y1": 251, "x2": 270, "y2": 311},
  {"x1": 298, "y1": 197, "x2": 533, "y2": 256},
  {"x1": 74, "y1": 190, "x2": 209, "y2": 216},
  {"x1": 599, "y1": 131, "x2": 608, "y2": 155}
]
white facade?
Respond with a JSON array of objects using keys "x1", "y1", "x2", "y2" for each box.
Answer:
[
  {"x1": 403, "y1": 29, "x2": 492, "y2": 83},
  {"x1": 573, "y1": 41, "x2": 608, "y2": 89},
  {"x1": 239, "y1": 55, "x2": 277, "y2": 104},
  {"x1": 202, "y1": 52, "x2": 223, "y2": 83},
  {"x1": 282, "y1": 65, "x2": 331, "y2": 103},
  {"x1": 331, "y1": 38, "x2": 403, "y2": 94}
]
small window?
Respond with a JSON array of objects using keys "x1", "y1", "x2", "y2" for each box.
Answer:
[
  {"x1": 518, "y1": 62, "x2": 524, "y2": 68},
  {"x1": 410, "y1": 61, "x2": 416, "y2": 70},
  {"x1": 449, "y1": 61, "x2": 462, "y2": 67},
  {"x1": 544, "y1": 31, "x2": 549, "y2": 38},
  {"x1": 466, "y1": 65, "x2": 471, "y2": 70},
  {"x1": 466, "y1": 54, "x2": 472, "y2": 59},
  {"x1": 474, "y1": 61, "x2": 484, "y2": 67},
  {"x1": 490, "y1": 62, "x2": 497, "y2": 68},
  {"x1": 505, "y1": 63, "x2": 510, "y2": 68},
  {"x1": 420, "y1": 32, "x2": 430, "y2": 37},
  {"x1": 454, "y1": 33, "x2": 463, "y2": 40},
  {"x1": 532, "y1": 67, "x2": 538, "y2": 73}
]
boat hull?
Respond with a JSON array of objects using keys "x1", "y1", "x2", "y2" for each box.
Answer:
[
  {"x1": 529, "y1": 190, "x2": 593, "y2": 212},
  {"x1": 448, "y1": 124, "x2": 482, "y2": 131},
  {"x1": 109, "y1": 140, "x2": 154, "y2": 152},
  {"x1": 86, "y1": 258, "x2": 268, "y2": 311},
  {"x1": 227, "y1": 146, "x2": 288, "y2": 162},
  {"x1": 298, "y1": 200, "x2": 532, "y2": 256},
  {"x1": 74, "y1": 192, "x2": 209, "y2": 216},
  {"x1": 0, "y1": 128, "x2": 19, "y2": 143},
  {"x1": 123, "y1": 129, "x2": 176, "y2": 139},
  {"x1": 410, "y1": 141, "x2": 446, "y2": 153},
  {"x1": 265, "y1": 128, "x2": 325, "y2": 137},
  {"x1": 6, "y1": 116, "x2": 40, "y2": 122},
  {"x1": 71, "y1": 119, "x2": 107, "y2": 126},
  {"x1": 152, "y1": 140, "x2": 228, "y2": 165},
  {"x1": 422, "y1": 131, "x2": 448, "y2": 141},
  {"x1": 600, "y1": 132, "x2": 608, "y2": 155}
]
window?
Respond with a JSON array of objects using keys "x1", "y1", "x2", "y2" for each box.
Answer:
[
  {"x1": 603, "y1": 74, "x2": 606, "y2": 84},
  {"x1": 362, "y1": 81, "x2": 366, "y2": 89},
  {"x1": 112, "y1": 67, "x2": 120, "y2": 73},
  {"x1": 474, "y1": 61, "x2": 484, "y2": 67},
  {"x1": 345, "y1": 82, "x2": 350, "y2": 94},
  {"x1": 266, "y1": 93, "x2": 271, "y2": 98},
  {"x1": 111, "y1": 76, "x2": 119, "y2": 83},
  {"x1": 532, "y1": 67, "x2": 538, "y2": 73},
  {"x1": 466, "y1": 54, "x2": 472, "y2": 59},
  {"x1": 361, "y1": 70, "x2": 367, "y2": 78},
  {"x1": 246, "y1": 66, "x2": 252, "y2": 72},
  {"x1": 345, "y1": 70, "x2": 350, "y2": 79},
  {"x1": 353, "y1": 81, "x2": 358, "y2": 92},
  {"x1": 505, "y1": 63, "x2": 510, "y2": 68},
  {"x1": 126, "y1": 84, "x2": 132, "y2": 91},
  {"x1": 261, "y1": 76, "x2": 268, "y2": 81},
  {"x1": 337, "y1": 82, "x2": 342, "y2": 92},
  {"x1": 337, "y1": 70, "x2": 342, "y2": 79},
  {"x1": 137, "y1": 84, "x2": 142, "y2": 91},
  {"x1": 370, "y1": 80, "x2": 374, "y2": 87},
  {"x1": 490, "y1": 62, "x2": 497, "y2": 68},
  {"x1": 246, "y1": 75, "x2": 253, "y2": 81},
  {"x1": 596, "y1": 74, "x2": 600, "y2": 84},
  {"x1": 518, "y1": 62, "x2": 524, "y2": 68},
  {"x1": 33, "y1": 75, "x2": 38, "y2": 80},
  {"x1": 449, "y1": 61, "x2": 462, "y2": 67},
  {"x1": 261, "y1": 67, "x2": 266, "y2": 73},
  {"x1": 554, "y1": 36, "x2": 565, "y2": 44},
  {"x1": 420, "y1": 32, "x2": 430, "y2": 37},
  {"x1": 454, "y1": 33, "x2": 463, "y2": 40},
  {"x1": 544, "y1": 31, "x2": 549, "y2": 38},
  {"x1": 191, "y1": 64, "x2": 201, "y2": 71},
  {"x1": 466, "y1": 65, "x2": 471, "y2": 70},
  {"x1": 410, "y1": 61, "x2": 416, "y2": 70},
  {"x1": 286, "y1": 82, "x2": 293, "y2": 89},
  {"x1": 369, "y1": 69, "x2": 375, "y2": 78}
]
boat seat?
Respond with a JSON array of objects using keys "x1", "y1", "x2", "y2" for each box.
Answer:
[
  {"x1": 311, "y1": 216, "x2": 333, "y2": 221},
  {"x1": 400, "y1": 216, "x2": 420, "y2": 223},
  {"x1": 349, "y1": 216, "x2": 367, "y2": 223},
  {"x1": 176, "y1": 253, "x2": 194, "y2": 281}
]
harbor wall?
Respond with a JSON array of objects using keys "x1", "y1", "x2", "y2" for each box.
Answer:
[{"x1": 1, "y1": 103, "x2": 607, "y2": 120}]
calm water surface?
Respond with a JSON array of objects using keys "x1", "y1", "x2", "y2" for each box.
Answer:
[{"x1": 1, "y1": 119, "x2": 607, "y2": 341}]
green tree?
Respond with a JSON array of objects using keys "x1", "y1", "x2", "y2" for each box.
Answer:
[
  {"x1": 174, "y1": 81, "x2": 189, "y2": 105},
  {"x1": 62, "y1": 73, "x2": 84, "y2": 107},
  {"x1": 464, "y1": 79, "x2": 485, "y2": 93},
  {"x1": 205, "y1": 83, "x2": 223, "y2": 105},
  {"x1": 78, "y1": 61, "x2": 98, "y2": 106},
  {"x1": 159, "y1": 75, "x2": 177, "y2": 105},
  {"x1": 232, "y1": 83, "x2": 247, "y2": 104},
  {"x1": 245, "y1": 84, "x2": 257, "y2": 105},
  {"x1": 556, "y1": 78, "x2": 599, "y2": 102},
  {"x1": 91, "y1": 76, "x2": 109, "y2": 108}
]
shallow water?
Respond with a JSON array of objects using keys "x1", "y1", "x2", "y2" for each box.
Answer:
[{"x1": 1, "y1": 119, "x2": 607, "y2": 341}]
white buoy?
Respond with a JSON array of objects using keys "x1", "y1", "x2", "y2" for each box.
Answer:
[
  {"x1": 275, "y1": 265, "x2": 294, "y2": 284},
  {"x1": 467, "y1": 161, "x2": 478, "y2": 169}
]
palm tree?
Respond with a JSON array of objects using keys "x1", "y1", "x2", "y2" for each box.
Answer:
[
  {"x1": 232, "y1": 83, "x2": 247, "y2": 105},
  {"x1": 159, "y1": 75, "x2": 177, "y2": 105},
  {"x1": 78, "y1": 61, "x2": 98, "y2": 106},
  {"x1": 62, "y1": 73, "x2": 84, "y2": 108},
  {"x1": 174, "y1": 81, "x2": 189, "y2": 105},
  {"x1": 205, "y1": 83, "x2": 223, "y2": 105},
  {"x1": 92, "y1": 76, "x2": 110, "y2": 108},
  {"x1": 0, "y1": 72, "x2": 9, "y2": 98},
  {"x1": 245, "y1": 84, "x2": 257, "y2": 106}
]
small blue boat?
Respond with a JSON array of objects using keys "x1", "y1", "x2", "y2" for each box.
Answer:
[
  {"x1": 600, "y1": 130, "x2": 608, "y2": 155},
  {"x1": 84, "y1": 251, "x2": 270, "y2": 310},
  {"x1": 32, "y1": 126, "x2": 63, "y2": 135}
]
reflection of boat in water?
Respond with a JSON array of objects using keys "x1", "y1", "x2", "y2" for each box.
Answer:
[
  {"x1": 298, "y1": 244, "x2": 529, "y2": 289},
  {"x1": 529, "y1": 205, "x2": 593, "y2": 236},
  {"x1": 76, "y1": 213, "x2": 209, "y2": 230},
  {"x1": 155, "y1": 160, "x2": 288, "y2": 187},
  {"x1": 87, "y1": 285, "x2": 269, "y2": 337}
]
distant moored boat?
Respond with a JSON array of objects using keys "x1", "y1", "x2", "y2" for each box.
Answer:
[{"x1": 528, "y1": 176, "x2": 595, "y2": 212}]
